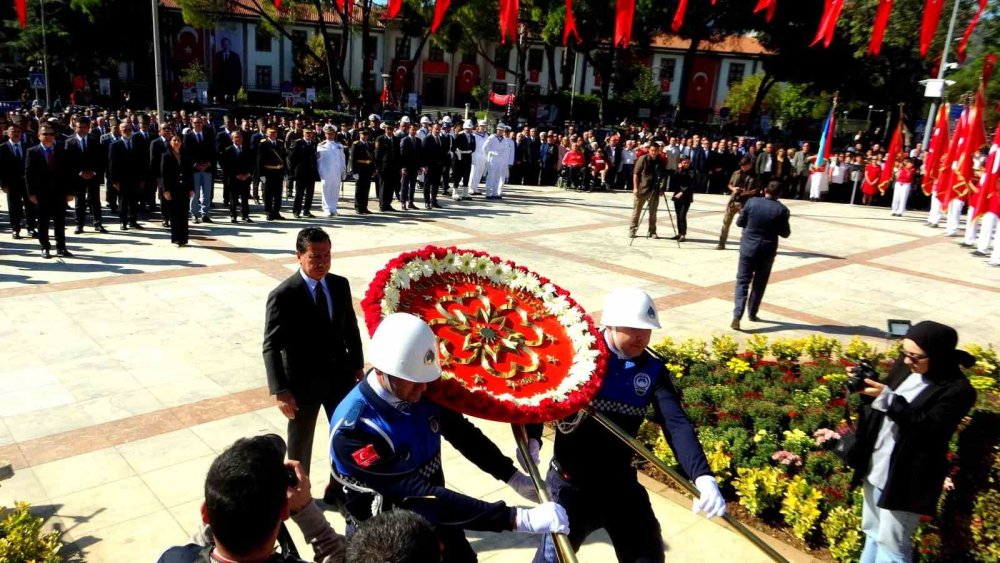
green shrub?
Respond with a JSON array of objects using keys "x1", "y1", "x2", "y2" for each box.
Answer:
[
  {"x1": 781, "y1": 475, "x2": 824, "y2": 540},
  {"x1": 0, "y1": 502, "x2": 61, "y2": 563},
  {"x1": 733, "y1": 466, "x2": 786, "y2": 517},
  {"x1": 821, "y1": 505, "x2": 863, "y2": 562}
]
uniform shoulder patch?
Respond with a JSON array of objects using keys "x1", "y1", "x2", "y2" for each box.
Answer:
[
  {"x1": 351, "y1": 444, "x2": 380, "y2": 468},
  {"x1": 342, "y1": 400, "x2": 365, "y2": 429}
]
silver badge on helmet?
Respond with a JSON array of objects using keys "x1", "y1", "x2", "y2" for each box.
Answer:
[
  {"x1": 646, "y1": 306, "x2": 656, "y2": 320},
  {"x1": 634, "y1": 373, "x2": 652, "y2": 396},
  {"x1": 424, "y1": 349, "x2": 436, "y2": 365}
]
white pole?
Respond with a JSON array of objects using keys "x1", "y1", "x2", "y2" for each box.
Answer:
[
  {"x1": 39, "y1": 0, "x2": 51, "y2": 110},
  {"x1": 921, "y1": 0, "x2": 962, "y2": 149},
  {"x1": 151, "y1": 0, "x2": 166, "y2": 124}
]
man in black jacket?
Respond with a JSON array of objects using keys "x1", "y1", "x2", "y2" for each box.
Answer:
[
  {"x1": 65, "y1": 117, "x2": 107, "y2": 234},
  {"x1": 108, "y1": 122, "x2": 147, "y2": 230},
  {"x1": 220, "y1": 131, "x2": 255, "y2": 223},
  {"x1": 421, "y1": 123, "x2": 446, "y2": 210},
  {"x1": 99, "y1": 121, "x2": 122, "y2": 213},
  {"x1": 373, "y1": 122, "x2": 399, "y2": 212},
  {"x1": 399, "y1": 126, "x2": 423, "y2": 210},
  {"x1": 0, "y1": 124, "x2": 36, "y2": 239},
  {"x1": 451, "y1": 120, "x2": 476, "y2": 199},
  {"x1": 256, "y1": 128, "x2": 286, "y2": 220},
  {"x1": 25, "y1": 124, "x2": 72, "y2": 258},
  {"x1": 731, "y1": 181, "x2": 790, "y2": 330},
  {"x1": 149, "y1": 124, "x2": 172, "y2": 227},
  {"x1": 262, "y1": 227, "x2": 364, "y2": 475},
  {"x1": 288, "y1": 128, "x2": 319, "y2": 218},
  {"x1": 349, "y1": 129, "x2": 375, "y2": 215},
  {"x1": 669, "y1": 156, "x2": 696, "y2": 241},
  {"x1": 184, "y1": 116, "x2": 217, "y2": 223}
]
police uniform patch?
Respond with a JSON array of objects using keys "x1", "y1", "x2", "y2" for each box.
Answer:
[
  {"x1": 352, "y1": 444, "x2": 380, "y2": 467},
  {"x1": 428, "y1": 415, "x2": 440, "y2": 434},
  {"x1": 424, "y1": 349, "x2": 436, "y2": 365},
  {"x1": 646, "y1": 306, "x2": 656, "y2": 320},
  {"x1": 633, "y1": 372, "x2": 652, "y2": 396}
]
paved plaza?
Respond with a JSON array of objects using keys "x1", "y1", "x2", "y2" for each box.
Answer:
[{"x1": 1, "y1": 183, "x2": 998, "y2": 561}]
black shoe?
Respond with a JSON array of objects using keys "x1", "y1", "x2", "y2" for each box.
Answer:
[
  {"x1": 730, "y1": 319, "x2": 741, "y2": 331},
  {"x1": 194, "y1": 217, "x2": 202, "y2": 224},
  {"x1": 231, "y1": 217, "x2": 238, "y2": 224},
  {"x1": 432, "y1": 202, "x2": 443, "y2": 209},
  {"x1": 56, "y1": 248, "x2": 73, "y2": 258},
  {"x1": 162, "y1": 220, "x2": 169, "y2": 227},
  {"x1": 130, "y1": 223, "x2": 144, "y2": 230},
  {"x1": 669, "y1": 235, "x2": 680, "y2": 240},
  {"x1": 972, "y1": 250, "x2": 989, "y2": 257},
  {"x1": 243, "y1": 217, "x2": 254, "y2": 224},
  {"x1": 408, "y1": 203, "x2": 418, "y2": 210},
  {"x1": 74, "y1": 226, "x2": 84, "y2": 234},
  {"x1": 120, "y1": 223, "x2": 129, "y2": 231},
  {"x1": 273, "y1": 214, "x2": 286, "y2": 220},
  {"x1": 425, "y1": 204, "x2": 432, "y2": 210},
  {"x1": 201, "y1": 216, "x2": 213, "y2": 223},
  {"x1": 12, "y1": 231, "x2": 20, "y2": 240},
  {"x1": 748, "y1": 314, "x2": 761, "y2": 322},
  {"x1": 716, "y1": 244, "x2": 725, "y2": 250},
  {"x1": 960, "y1": 242, "x2": 974, "y2": 248},
  {"x1": 303, "y1": 212, "x2": 315, "y2": 218},
  {"x1": 96, "y1": 225, "x2": 108, "y2": 233},
  {"x1": 27, "y1": 229, "x2": 37, "y2": 238},
  {"x1": 648, "y1": 233, "x2": 658, "y2": 239},
  {"x1": 294, "y1": 213, "x2": 301, "y2": 218},
  {"x1": 41, "y1": 248, "x2": 51, "y2": 259}
]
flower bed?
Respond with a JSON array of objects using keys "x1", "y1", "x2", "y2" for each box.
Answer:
[{"x1": 636, "y1": 334, "x2": 1000, "y2": 562}]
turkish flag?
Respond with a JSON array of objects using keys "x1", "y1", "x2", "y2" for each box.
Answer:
[
  {"x1": 684, "y1": 56, "x2": 720, "y2": 110},
  {"x1": 660, "y1": 79, "x2": 671, "y2": 92},
  {"x1": 15, "y1": 0, "x2": 27, "y2": 27},
  {"x1": 456, "y1": 63, "x2": 479, "y2": 94},
  {"x1": 387, "y1": 0, "x2": 403, "y2": 18},
  {"x1": 615, "y1": 0, "x2": 635, "y2": 47},
  {"x1": 920, "y1": 0, "x2": 945, "y2": 57},
  {"x1": 530, "y1": 69, "x2": 539, "y2": 82},
  {"x1": 563, "y1": 0, "x2": 581, "y2": 46},
  {"x1": 753, "y1": 0, "x2": 777, "y2": 23},
  {"x1": 923, "y1": 103, "x2": 950, "y2": 195},
  {"x1": 877, "y1": 119, "x2": 904, "y2": 194},
  {"x1": 950, "y1": 87, "x2": 986, "y2": 202},
  {"x1": 431, "y1": 0, "x2": 451, "y2": 33},
  {"x1": 671, "y1": 0, "x2": 688, "y2": 32},
  {"x1": 936, "y1": 106, "x2": 967, "y2": 207},
  {"x1": 810, "y1": 0, "x2": 844, "y2": 48},
  {"x1": 393, "y1": 63, "x2": 408, "y2": 91},
  {"x1": 970, "y1": 120, "x2": 1000, "y2": 223},
  {"x1": 868, "y1": 0, "x2": 893, "y2": 56}
]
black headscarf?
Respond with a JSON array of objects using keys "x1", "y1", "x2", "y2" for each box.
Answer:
[{"x1": 897, "y1": 321, "x2": 976, "y2": 383}]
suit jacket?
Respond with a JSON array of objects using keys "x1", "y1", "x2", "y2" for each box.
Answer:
[
  {"x1": 220, "y1": 144, "x2": 255, "y2": 182},
  {"x1": 108, "y1": 137, "x2": 147, "y2": 186},
  {"x1": 256, "y1": 138, "x2": 286, "y2": 178},
  {"x1": 421, "y1": 134, "x2": 447, "y2": 168},
  {"x1": 288, "y1": 138, "x2": 319, "y2": 182},
  {"x1": 149, "y1": 136, "x2": 170, "y2": 181},
  {"x1": 64, "y1": 134, "x2": 104, "y2": 180},
  {"x1": 736, "y1": 196, "x2": 790, "y2": 256},
  {"x1": 755, "y1": 152, "x2": 776, "y2": 176},
  {"x1": 400, "y1": 135, "x2": 423, "y2": 172},
  {"x1": 690, "y1": 148, "x2": 711, "y2": 172},
  {"x1": 850, "y1": 361, "x2": 976, "y2": 514},
  {"x1": 453, "y1": 131, "x2": 476, "y2": 161},
  {"x1": 160, "y1": 151, "x2": 191, "y2": 197},
  {"x1": 0, "y1": 139, "x2": 30, "y2": 190},
  {"x1": 670, "y1": 169, "x2": 696, "y2": 203},
  {"x1": 262, "y1": 272, "x2": 364, "y2": 403},
  {"x1": 25, "y1": 144, "x2": 68, "y2": 204},
  {"x1": 183, "y1": 130, "x2": 216, "y2": 172}
]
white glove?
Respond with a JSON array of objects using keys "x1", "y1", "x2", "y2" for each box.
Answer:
[
  {"x1": 515, "y1": 438, "x2": 541, "y2": 473},
  {"x1": 692, "y1": 475, "x2": 727, "y2": 519},
  {"x1": 507, "y1": 471, "x2": 539, "y2": 503},
  {"x1": 515, "y1": 502, "x2": 570, "y2": 535}
]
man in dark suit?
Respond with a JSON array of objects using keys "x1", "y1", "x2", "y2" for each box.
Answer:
[
  {"x1": 184, "y1": 116, "x2": 217, "y2": 223},
  {"x1": 287, "y1": 128, "x2": 319, "y2": 218},
  {"x1": 212, "y1": 38, "x2": 243, "y2": 98},
  {"x1": 263, "y1": 227, "x2": 364, "y2": 475},
  {"x1": 149, "y1": 124, "x2": 172, "y2": 227},
  {"x1": 754, "y1": 142, "x2": 776, "y2": 187},
  {"x1": 65, "y1": 117, "x2": 107, "y2": 234},
  {"x1": 690, "y1": 138, "x2": 711, "y2": 192},
  {"x1": 0, "y1": 124, "x2": 36, "y2": 239},
  {"x1": 220, "y1": 131, "x2": 254, "y2": 223},
  {"x1": 732, "y1": 181, "x2": 791, "y2": 330},
  {"x1": 100, "y1": 121, "x2": 122, "y2": 213},
  {"x1": 349, "y1": 129, "x2": 375, "y2": 215},
  {"x1": 373, "y1": 122, "x2": 399, "y2": 212},
  {"x1": 255, "y1": 128, "x2": 286, "y2": 220},
  {"x1": 421, "y1": 123, "x2": 446, "y2": 209},
  {"x1": 216, "y1": 115, "x2": 238, "y2": 207},
  {"x1": 399, "y1": 126, "x2": 423, "y2": 210},
  {"x1": 25, "y1": 124, "x2": 72, "y2": 258},
  {"x1": 108, "y1": 122, "x2": 147, "y2": 230}
]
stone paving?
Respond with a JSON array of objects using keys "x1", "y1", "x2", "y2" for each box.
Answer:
[{"x1": 1, "y1": 182, "x2": 998, "y2": 562}]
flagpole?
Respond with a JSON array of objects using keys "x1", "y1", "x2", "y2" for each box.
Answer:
[
  {"x1": 921, "y1": 0, "x2": 962, "y2": 150},
  {"x1": 39, "y1": 0, "x2": 51, "y2": 110},
  {"x1": 151, "y1": 0, "x2": 166, "y2": 124}
]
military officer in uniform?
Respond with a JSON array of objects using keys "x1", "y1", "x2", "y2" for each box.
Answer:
[
  {"x1": 350, "y1": 129, "x2": 375, "y2": 215},
  {"x1": 329, "y1": 313, "x2": 570, "y2": 563},
  {"x1": 256, "y1": 128, "x2": 287, "y2": 220},
  {"x1": 527, "y1": 288, "x2": 725, "y2": 563},
  {"x1": 718, "y1": 155, "x2": 759, "y2": 250},
  {"x1": 374, "y1": 122, "x2": 400, "y2": 213}
]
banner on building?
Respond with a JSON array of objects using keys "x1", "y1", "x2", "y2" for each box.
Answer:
[{"x1": 456, "y1": 63, "x2": 479, "y2": 95}]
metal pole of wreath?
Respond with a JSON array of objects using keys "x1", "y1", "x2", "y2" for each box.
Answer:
[{"x1": 512, "y1": 424, "x2": 578, "y2": 563}]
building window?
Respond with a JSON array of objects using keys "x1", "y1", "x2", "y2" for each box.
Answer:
[
  {"x1": 429, "y1": 45, "x2": 445, "y2": 62},
  {"x1": 528, "y1": 49, "x2": 543, "y2": 72},
  {"x1": 255, "y1": 27, "x2": 272, "y2": 52},
  {"x1": 395, "y1": 37, "x2": 411, "y2": 60},
  {"x1": 524, "y1": 84, "x2": 541, "y2": 95},
  {"x1": 461, "y1": 50, "x2": 477, "y2": 64},
  {"x1": 727, "y1": 62, "x2": 746, "y2": 86},
  {"x1": 658, "y1": 58, "x2": 676, "y2": 82},
  {"x1": 494, "y1": 45, "x2": 511, "y2": 68},
  {"x1": 255, "y1": 65, "x2": 272, "y2": 89}
]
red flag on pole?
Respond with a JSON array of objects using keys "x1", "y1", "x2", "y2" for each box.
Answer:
[
  {"x1": 15, "y1": 0, "x2": 27, "y2": 27},
  {"x1": 923, "y1": 103, "x2": 950, "y2": 195},
  {"x1": 956, "y1": 0, "x2": 987, "y2": 63},
  {"x1": 431, "y1": 0, "x2": 451, "y2": 33},
  {"x1": 753, "y1": 0, "x2": 777, "y2": 22},
  {"x1": 614, "y1": 0, "x2": 635, "y2": 47},
  {"x1": 380, "y1": 80, "x2": 390, "y2": 105},
  {"x1": 387, "y1": 0, "x2": 403, "y2": 18},
  {"x1": 951, "y1": 87, "x2": 987, "y2": 201},
  {"x1": 920, "y1": 0, "x2": 945, "y2": 57},
  {"x1": 868, "y1": 0, "x2": 893, "y2": 56},
  {"x1": 936, "y1": 106, "x2": 967, "y2": 207},
  {"x1": 810, "y1": 0, "x2": 843, "y2": 48},
  {"x1": 877, "y1": 117, "x2": 904, "y2": 194},
  {"x1": 498, "y1": 0, "x2": 519, "y2": 44},
  {"x1": 563, "y1": 0, "x2": 581, "y2": 46},
  {"x1": 970, "y1": 119, "x2": 1000, "y2": 224},
  {"x1": 671, "y1": 0, "x2": 688, "y2": 32}
]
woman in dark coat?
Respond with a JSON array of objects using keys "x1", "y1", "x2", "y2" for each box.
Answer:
[
  {"x1": 161, "y1": 134, "x2": 192, "y2": 246},
  {"x1": 849, "y1": 321, "x2": 976, "y2": 563}
]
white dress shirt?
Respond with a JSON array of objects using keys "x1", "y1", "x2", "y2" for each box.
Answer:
[{"x1": 299, "y1": 269, "x2": 333, "y2": 319}]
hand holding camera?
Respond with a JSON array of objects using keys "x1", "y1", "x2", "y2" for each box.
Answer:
[{"x1": 845, "y1": 360, "x2": 885, "y2": 398}]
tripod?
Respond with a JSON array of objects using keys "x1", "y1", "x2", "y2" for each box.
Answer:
[{"x1": 662, "y1": 190, "x2": 680, "y2": 248}]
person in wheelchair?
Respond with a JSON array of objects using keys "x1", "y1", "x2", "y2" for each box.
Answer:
[
  {"x1": 587, "y1": 141, "x2": 608, "y2": 192},
  {"x1": 559, "y1": 140, "x2": 586, "y2": 190}
]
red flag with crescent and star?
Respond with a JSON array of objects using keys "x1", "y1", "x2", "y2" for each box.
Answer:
[
  {"x1": 671, "y1": 0, "x2": 688, "y2": 32},
  {"x1": 877, "y1": 117, "x2": 904, "y2": 194},
  {"x1": 957, "y1": 0, "x2": 988, "y2": 63},
  {"x1": 811, "y1": 0, "x2": 844, "y2": 48},
  {"x1": 923, "y1": 103, "x2": 950, "y2": 195},
  {"x1": 432, "y1": 0, "x2": 451, "y2": 33},
  {"x1": 920, "y1": 0, "x2": 945, "y2": 57},
  {"x1": 753, "y1": 0, "x2": 777, "y2": 22},
  {"x1": 970, "y1": 119, "x2": 1000, "y2": 224},
  {"x1": 936, "y1": 105, "x2": 968, "y2": 207}
]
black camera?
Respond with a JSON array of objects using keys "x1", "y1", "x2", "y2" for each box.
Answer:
[{"x1": 845, "y1": 360, "x2": 879, "y2": 393}]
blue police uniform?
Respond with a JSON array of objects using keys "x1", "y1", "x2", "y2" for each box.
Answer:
[
  {"x1": 329, "y1": 374, "x2": 520, "y2": 563},
  {"x1": 529, "y1": 335, "x2": 712, "y2": 563}
]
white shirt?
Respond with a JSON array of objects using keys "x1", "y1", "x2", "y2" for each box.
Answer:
[
  {"x1": 866, "y1": 371, "x2": 931, "y2": 489},
  {"x1": 621, "y1": 148, "x2": 637, "y2": 166},
  {"x1": 298, "y1": 269, "x2": 333, "y2": 319},
  {"x1": 316, "y1": 140, "x2": 346, "y2": 179},
  {"x1": 367, "y1": 370, "x2": 405, "y2": 410}
]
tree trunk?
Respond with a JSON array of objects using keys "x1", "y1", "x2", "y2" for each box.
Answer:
[
  {"x1": 747, "y1": 73, "x2": 776, "y2": 132},
  {"x1": 675, "y1": 33, "x2": 703, "y2": 121},
  {"x1": 560, "y1": 47, "x2": 574, "y2": 91},
  {"x1": 311, "y1": 0, "x2": 354, "y2": 104},
  {"x1": 544, "y1": 44, "x2": 558, "y2": 95},
  {"x1": 404, "y1": 30, "x2": 433, "y2": 96}
]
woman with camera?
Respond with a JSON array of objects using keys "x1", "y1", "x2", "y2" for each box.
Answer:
[{"x1": 848, "y1": 321, "x2": 977, "y2": 563}]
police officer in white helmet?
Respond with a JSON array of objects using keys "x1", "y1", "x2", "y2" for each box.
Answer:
[
  {"x1": 329, "y1": 313, "x2": 570, "y2": 562},
  {"x1": 525, "y1": 288, "x2": 725, "y2": 563},
  {"x1": 452, "y1": 119, "x2": 477, "y2": 200},
  {"x1": 417, "y1": 116, "x2": 432, "y2": 140}
]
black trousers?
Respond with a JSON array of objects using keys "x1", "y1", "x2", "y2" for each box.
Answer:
[
  {"x1": 674, "y1": 198, "x2": 690, "y2": 236},
  {"x1": 355, "y1": 170, "x2": 372, "y2": 212},
  {"x1": 229, "y1": 177, "x2": 250, "y2": 219},
  {"x1": 221, "y1": 172, "x2": 231, "y2": 205},
  {"x1": 5, "y1": 184, "x2": 36, "y2": 231},
  {"x1": 106, "y1": 178, "x2": 118, "y2": 210},
  {"x1": 734, "y1": 249, "x2": 776, "y2": 320},
  {"x1": 532, "y1": 469, "x2": 663, "y2": 563},
  {"x1": 285, "y1": 174, "x2": 295, "y2": 198},
  {"x1": 424, "y1": 165, "x2": 442, "y2": 205},
  {"x1": 286, "y1": 398, "x2": 339, "y2": 476},
  {"x1": 440, "y1": 161, "x2": 452, "y2": 193},
  {"x1": 379, "y1": 169, "x2": 398, "y2": 210},
  {"x1": 117, "y1": 181, "x2": 140, "y2": 224},
  {"x1": 74, "y1": 176, "x2": 103, "y2": 226},
  {"x1": 400, "y1": 171, "x2": 418, "y2": 204},
  {"x1": 168, "y1": 194, "x2": 190, "y2": 244},
  {"x1": 293, "y1": 178, "x2": 315, "y2": 215},
  {"x1": 36, "y1": 200, "x2": 67, "y2": 251},
  {"x1": 453, "y1": 157, "x2": 471, "y2": 189},
  {"x1": 263, "y1": 173, "x2": 284, "y2": 217}
]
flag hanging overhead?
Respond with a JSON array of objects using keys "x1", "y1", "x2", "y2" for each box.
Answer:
[
  {"x1": 810, "y1": 0, "x2": 844, "y2": 48},
  {"x1": 956, "y1": 0, "x2": 987, "y2": 63},
  {"x1": 923, "y1": 103, "x2": 950, "y2": 195},
  {"x1": 431, "y1": 0, "x2": 451, "y2": 32},
  {"x1": 868, "y1": 0, "x2": 893, "y2": 56},
  {"x1": 563, "y1": 0, "x2": 581, "y2": 46},
  {"x1": 15, "y1": 0, "x2": 27, "y2": 27},
  {"x1": 671, "y1": 0, "x2": 688, "y2": 32},
  {"x1": 498, "y1": 0, "x2": 519, "y2": 44},
  {"x1": 387, "y1": 0, "x2": 403, "y2": 18},
  {"x1": 920, "y1": 0, "x2": 945, "y2": 57},
  {"x1": 614, "y1": 0, "x2": 635, "y2": 47},
  {"x1": 753, "y1": 0, "x2": 777, "y2": 22}
]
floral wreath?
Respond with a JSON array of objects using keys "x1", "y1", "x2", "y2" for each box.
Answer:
[{"x1": 362, "y1": 245, "x2": 608, "y2": 424}]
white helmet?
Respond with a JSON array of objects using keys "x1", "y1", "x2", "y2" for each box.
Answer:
[
  {"x1": 442, "y1": 116, "x2": 453, "y2": 125},
  {"x1": 420, "y1": 116, "x2": 432, "y2": 125},
  {"x1": 399, "y1": 116, "x2": 411, "y2": 125},
  {"x1": 463, "y1": 119, "x2": 475, "y2": 129},
  {"x1": 369, "y1": 313, "x2": 441, "y2": 383},
  {"x1": 368, "y1": 113, "x2": 380, "y2": 121},
  {"x1": 601, "y1": 288, "x2": 660, "y2": 329}
]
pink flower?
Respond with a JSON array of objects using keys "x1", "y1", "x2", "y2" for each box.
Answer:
[
  {"x1": 943, "y1": 477, "x2": 954, "y2": 491},
  {"x1": 813, "y1": 428, "x2": 841, "y2": 446},
  {"x1": 771, "y1": 450, "x2": 803, "y2": 467}
]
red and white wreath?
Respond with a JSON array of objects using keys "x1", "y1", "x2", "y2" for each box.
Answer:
[{"x1": 362, "y1": 245, "x2": 607, "y2": 424}]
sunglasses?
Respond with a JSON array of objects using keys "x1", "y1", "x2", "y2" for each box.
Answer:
[
  {"x1": 40, "y1": 132, "x2": 55, "y2": 137},
  {"x1": 901, "y1": 351, "x2": 929, "y2": 362}
]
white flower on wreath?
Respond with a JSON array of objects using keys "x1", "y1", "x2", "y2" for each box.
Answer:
[
  {"x1": 545, "y1": 295, "x2": 571, "y2": 316},
  {"x1": 441, "y1": 252, "x2": 460, "y2": 273},
  {"x1": 523, "y1": 274, "x2": 542, "y2": 293},
  {"x1": 404, "y1": 261, "x2": 426, "y2": 282},
  {"x1": 390, "y1": 268, "x2": 410, "y2": 290},
  {"x1": 474, "y1": 255, "x2": 493, "y2": 276},
  {"x1": 458, "y1": 253, "x2": 476, "y2": 273}
]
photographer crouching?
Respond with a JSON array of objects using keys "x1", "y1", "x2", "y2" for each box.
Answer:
[{"x1": 845, "y1": 321, "x2": 976, "y2": 563}]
